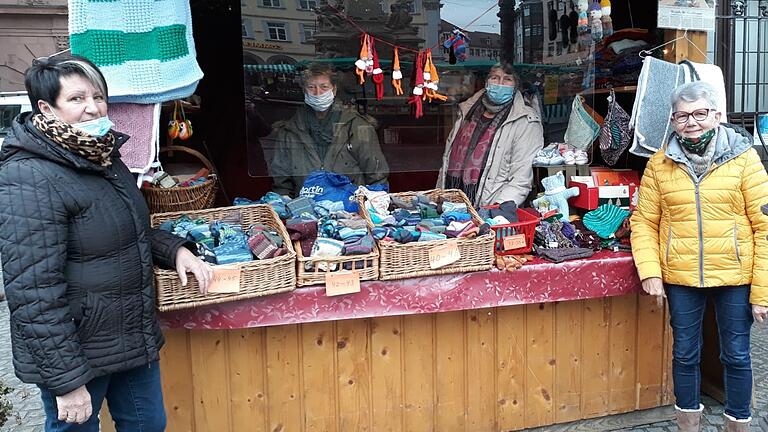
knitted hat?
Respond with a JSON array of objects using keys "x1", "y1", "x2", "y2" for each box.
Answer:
[{"x1": 582, "y1": 204, "x2": 630, "y2": 239}]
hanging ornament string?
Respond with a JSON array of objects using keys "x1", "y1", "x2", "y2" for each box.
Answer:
[
  {"x1": 407, "y1": 51, "x2": 425, "y2": 119},
  {"x1": 391, "y1": 47, "x2": 403, "y2": 95},
  {"x1": 371, "y1": 37, "x2": 385, "y2": 100}
]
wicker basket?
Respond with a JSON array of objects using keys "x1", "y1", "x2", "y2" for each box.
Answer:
[
  {"x1": 357, "y1": 188, "x2": 495, "y2": 280},
  {"x1": 295, "y1": 240, "x2": 379, "y2": 287},
  {"x1": 142, "y1": 146, "x2": 218, "y2": 214},
  {"x1": 150, "y1": 204, "x2": 296, "y2": 311}
]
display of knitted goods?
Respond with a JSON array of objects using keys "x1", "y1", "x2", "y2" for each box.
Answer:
[
  {"x1": 571, "y1": 220, "x2": 602, "y2": 251},
  {"x1": 68, "y1": 0, "x2": 204, "y2": 103},
  {"x1": 582, "y1": 204, "x2": 630, "y2": 239},
  {"x1": 532, "y1": 172, "x2": 580, "y2": 221},
  {"x1": 533, "y1": 219, "x2": 574, "y2": 249},
  {"x1": 109, "y1": 103, "x2": 160, "y2": 183},
  {"x1": 588, "y1": 1, "x2": 603, "y2": 42},
  {"x1": 366, "y1": 193, "x2": 489, "y2": 244},
  {"x1": 538, "y1": 247, "x2": 595, "y2": 263},
  {"x1": 600, "y1": 0, "x2": 613, "y2": 37},
  {"x1": 234, "y1": 192, "x2": 290, "y2": 219},
  {"x1": 158, "y1": 215, "x2": 287, "y2": 264},
  {"x1": 564, "y1": 95, "x2": 601, "y2": 151},
  {"x1": 599, "y1": 90, "x2": 633, "y2": 166}
]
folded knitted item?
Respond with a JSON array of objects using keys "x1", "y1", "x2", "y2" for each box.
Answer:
[
  {"x1": 196, "y1": 243, "x2": 217, "y2": 264},
  {"x1": 248, "y1": 232, "x2": 278, "y2": 260},
  {"x1": 391, "y1": 196, "x2": 417, "y2": 210},
  {"x1": 286, "y1": 196, "x2": 317, "y2": 218},
  {"x1": 337, "y1": 216, "x2": 368, "y2": 230},
  {"x1": 214, "y1": 236, "x2": 253, "y2": 264},
  {"x1": 418, "y1": 231, "x2": 448, "y2": 242},
  {"x1": 372, "y1": 226, "x2": 397, "y2": 240},
  {"x1": 441, "y1": 202, "x2": 468, "y2": 213},
  {"x1": 338, "y1": 227, "x2": 368, "y2": 241},
  {"x1": 311, "y1": 237, "x2": 344, "y2": 256},
  {"x1": 442, "y1": 212, "x2": 472, "y2": 225},
  {"x1": 445, "y1": 221, "x2": 473, "y2": 238},
  {"x1": 419, "y1": 203, "x2": 440, "y2": 219},
  {"x1": 393, "y1": 228, "x2": 420, "y2": 243},
  {"x1": 571, "y1": 220, "x2": 602, "y2": 251},
  {"x1": 69, "y1": 0, "x2": 204, "y2": 103},
  {"x1": 248, "y1": 224, "x2": 283, "y2": 248},
  {"x1": 315, "y1": 200, "x2": 345, "y2": 218},
  {"x1": 343, "y1": 234, "x2": 375, "y2": 255},
  {"x1": 583, "y1": 204, "x2": 630, "y2": 239},
  {"x1": 488, "y1": 215, "x2": 511, "y2": 226},
  {"x1": 356, "y1": 186, "x2": 391, "y2": 215},
  {"x1": 285, "y1": 218, "x2": 318, "y2": 256},
  {"x1": 490, "y1": 201, "x2": 519, "y2": 223},
  {"x1": 538, "y1": 247, "x2": 594, "y2": 263}
]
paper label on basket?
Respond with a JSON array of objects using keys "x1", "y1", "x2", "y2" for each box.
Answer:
[
  {"x1": 325, "y1": 271, "x2": 361, "y2": 296},
  {"x1": 428, "y1": 242, "x2": 461, "y2": 269},
  {"x1": 503, "y1": 234, "x2": 527, "y2": 251},
  {"x1": 208, "y1": 266, "x2": 241, "y2": 293}
]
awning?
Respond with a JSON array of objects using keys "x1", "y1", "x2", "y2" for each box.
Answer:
[{"x1": 244, "y1": 64, "x2": 297, "y2": 73}]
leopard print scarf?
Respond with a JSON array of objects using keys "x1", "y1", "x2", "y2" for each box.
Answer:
[{"x1": 32, "y1": 114, "x2": 115, "y2": 167}]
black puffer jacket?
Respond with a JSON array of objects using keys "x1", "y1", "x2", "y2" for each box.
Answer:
[{"x1": 0, "y1": 113, "x2": 188, "y2": 396}]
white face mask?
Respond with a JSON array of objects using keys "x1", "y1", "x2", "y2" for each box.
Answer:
[{"x1": 304, "y1": 89, "x2": 335, "y2": 112}]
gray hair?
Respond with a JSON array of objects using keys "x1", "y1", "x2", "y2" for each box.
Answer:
[{"x1": 670, "y1": 81, "x2": 720, "y2": 110}]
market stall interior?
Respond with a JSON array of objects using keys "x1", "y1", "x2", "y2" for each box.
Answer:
[{"x1": 89, "y1": 0, "x2": 744, "y2": 430}]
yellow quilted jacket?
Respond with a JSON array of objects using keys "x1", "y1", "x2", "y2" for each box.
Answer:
[{"x1": 631, "y1": 125, "x2": 768, "y2": 306}]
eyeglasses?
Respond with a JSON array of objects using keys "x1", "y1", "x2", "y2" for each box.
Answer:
[{"x1": 671, "y1": 108, "x2": 715, "y2": 124}]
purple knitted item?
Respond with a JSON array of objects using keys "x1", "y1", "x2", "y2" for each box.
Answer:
[{"x1": 286, "y1": 218, "x2": 318, "y2": 256}]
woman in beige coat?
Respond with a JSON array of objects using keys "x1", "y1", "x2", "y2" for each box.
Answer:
[{"x1": 437, "y1": 62, "x2": 544, "y2": 207}]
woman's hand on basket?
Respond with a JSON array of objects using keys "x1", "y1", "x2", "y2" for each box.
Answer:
[
  {"x1": 175, "y1": 247, "x2": 214, "y2": 294},
  {"x1": 753, "y1": 304, "x2": 768, "y2": 324}
]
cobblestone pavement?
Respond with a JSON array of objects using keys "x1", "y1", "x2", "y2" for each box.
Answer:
[{"x1": 0, "y1": 303, "x2": 765, "y2": 431}]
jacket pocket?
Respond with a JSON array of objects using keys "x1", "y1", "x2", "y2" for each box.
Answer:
[
  {"x1": 665, "y1": 223, "x2": 673, "y2": 265},
  {"x1": 734, "y1": 223, "x2": 741, "y2": 263},
  {"x1": 76, "y1": 294, "x2": 101, "y2": 341}
]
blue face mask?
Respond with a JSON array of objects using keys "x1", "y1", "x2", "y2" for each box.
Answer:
[
  {"x1": 72, "y1": 116, "x2": 114, "y2": 137},
  {"x1": 485, "y1": 83, "x2": 516, "y2": 105}
]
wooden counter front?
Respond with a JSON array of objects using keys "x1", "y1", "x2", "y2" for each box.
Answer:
[{"x1": 101, "y1": 254, "x2": 673, "y2": 431}]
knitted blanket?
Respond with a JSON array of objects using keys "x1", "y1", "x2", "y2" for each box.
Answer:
[
  {"x1": 68, "y1": 0, "x2": 204, "y2": 104},
  {"x1": 110, "y1": 103, "x2": 160, "y2": 183}
]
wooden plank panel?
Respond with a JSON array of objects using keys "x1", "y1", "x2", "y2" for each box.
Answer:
[
  {"x1": 524, "y1": 303, "x2": 555, "y2": 428},
  {"x1": 496, "y1": 305, "x2": 527, "y2": 431},
  {"x1": 336, "y1": 319, "x2": 372, "y2": 432},
  {"x1": 100, "y1": 404, "x2": 116, "y2": 432},
  {"x1": 636, "y1": 295, "x2": 666, "y2": 409},
  {"x1": 554, "y1": 300, "x2": 583, "y2": 423},
  {"x1": 581, "y1": 298, "x2": 611, "y2": 418},
  {"x1": 266, "y1": 325, "x2": 303, "y2": 432},
  {"x1": 609, "y1": 295, "x2": 638, "y2": 414},
  {"x1": 300, "y1": 322, "x2": 337, "y2": 432},
  {"x1": 370, "y1": 316, "x2": 403, "y2": 432},
  {"x1": 402, "y1": 314, "x2": 435, "y2": 431},
  {"x1": 160, "y1": 329, "x2": 194, "y2": 432},
  {"x1": 190, "y1": 330, "x2": 231, "y2": 431},
  {"x1": 662, "y1": 302, "x2": 675, "y2": 405},
  {"x1": 227, "y1": 329, "x2": 268, "y2": 432},
  {"x1": 435, "y1": 311, "x2": 466, "y2": 432},
  {"x1": 465, "y1": 308, "x2": 496, "y2": 431}
]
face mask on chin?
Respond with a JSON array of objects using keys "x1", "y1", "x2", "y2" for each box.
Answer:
[
  {"x1": 305, "y1": 89, "x2": 335, "y2": 112},
  {"x1": 43, "y1": 103, "x2": 114, "y2": 137}
]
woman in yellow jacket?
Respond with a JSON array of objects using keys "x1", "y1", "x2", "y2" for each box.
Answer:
[{"x1": 631, "y1": 81, "x2": 768, "y2": 432}]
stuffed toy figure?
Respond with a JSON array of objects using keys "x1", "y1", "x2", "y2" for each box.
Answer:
[
  {"x1": 532, "y1": 171, "x2": 580, "y2": 221},
  {"x1": 443, "y1": 29, "x2": 470, "y2": 64},
  {"x1": 589, "y1": 1, "x2": 603, "y2": 42},
  {"x1": 601, "y1": 0, "x2": 613, "y2": 38},
  {"x1": 577, "y1": 0, "x2": 591, "y2": 50}
]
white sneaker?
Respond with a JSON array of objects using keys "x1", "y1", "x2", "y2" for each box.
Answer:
[
  {"x1": 563, "y1": 150, "x2": 576, "y2": 165},
  {"x1": 574, "y1": 149, "x2": 589, "y2": 165}
]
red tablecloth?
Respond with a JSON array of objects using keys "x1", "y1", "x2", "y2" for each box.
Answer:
[{"x1": 159, "y1": 251, "x2": 641, "y2": 330}]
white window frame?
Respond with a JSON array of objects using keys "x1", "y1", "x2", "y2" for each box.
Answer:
[
  {"x1": 299, "y1": 23, "x2": 316, "y2": 42},
  {"x1": 261, "y1": 0, "x2": 281, "y2": 8},
  {"x1": 297, "y1": 0, "x2": 317, "y2": 10},
  {"x1": 265, "y1": 22, "x2": 289, "y2": 41}
]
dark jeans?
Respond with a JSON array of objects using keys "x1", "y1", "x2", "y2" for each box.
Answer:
[
  {"x1": 39, "y1": 361, "x2": 166, "y2": 432},
  {"x1": 666, "y1": 284, "x2": 754, "y2": 420}
]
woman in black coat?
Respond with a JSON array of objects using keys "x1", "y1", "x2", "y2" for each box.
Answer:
[{"x1": 0, "y1": 55, "x2": 213, "y2": 431}]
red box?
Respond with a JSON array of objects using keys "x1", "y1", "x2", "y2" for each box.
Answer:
[
  {"x1": 568, "y1": 181, "x2": 639, "y2": 210},
  {"x1": 481, "y1": 207, "x2": 540, "y2": 256}
]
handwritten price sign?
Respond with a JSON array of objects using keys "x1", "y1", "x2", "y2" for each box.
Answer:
[
  {"x1": 208, "y1": 266, "x2": 242, "y2": 294},
  {"x1": 428, "y1": 242, "x2": 461, "y2": 269},
  {"x1": 325, "y1": 271, "x2": 361, "y2": 296},
  {"x1": 503, "y1": 234, "x2": 527, "y2": 251}
]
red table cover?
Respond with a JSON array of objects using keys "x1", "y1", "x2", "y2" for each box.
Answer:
[{"x1": 159, "y1": 251, "x2": 641, "y2": 330}]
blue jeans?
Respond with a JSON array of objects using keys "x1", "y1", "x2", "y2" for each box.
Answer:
[
  {"x1": 39, "y1": 361, "x2": 166, "y2": 432},
  {"x1": 666, "y1": 284, "x2": 754, "y2": 420}
]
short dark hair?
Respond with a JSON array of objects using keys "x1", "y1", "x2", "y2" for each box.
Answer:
[
  {"x1": 24, "y1": 54, "x2": 108, "y2": 115},
  {"x1": 300, "y1": 62, "x2": 338, "y2": 88},
  {"x1": 488, "y1": 61, "x2": 520, "y2": 84}
]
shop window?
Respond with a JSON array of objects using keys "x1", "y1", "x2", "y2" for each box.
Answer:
[
  {"x1": 298, "y1": 0, "x2": 317, "y2": 10},
  {"x1": 261, "y1": 0, "x2": 281, "y2": 7},
  {"x1": 265, "y1": 22, "x2": 288, "y2": 41}
]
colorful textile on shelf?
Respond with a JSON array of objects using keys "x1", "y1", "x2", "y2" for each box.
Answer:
[{"x1": 110, "y1": 103, "x2": 160, "y2": 183}]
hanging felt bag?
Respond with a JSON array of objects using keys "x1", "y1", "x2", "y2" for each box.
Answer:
[
  {"x1": 564, "y1": 95, "x2": 601, "y2": 150},
  {"x1": 599, "y1": 89, "x2": 633, "y2": 166}
]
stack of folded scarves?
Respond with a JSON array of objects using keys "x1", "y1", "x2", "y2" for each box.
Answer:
[
  {"x1": 159, "y1": 215, "x2": 288, "y2": 265},
  {"x1": 366, "y1": 194, "x2": 489, "y2": 244}
]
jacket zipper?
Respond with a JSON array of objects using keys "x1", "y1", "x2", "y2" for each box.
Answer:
[
  {"x1": 734, "y1": 223, "x2": 741, "y2": 263},
  {"x1": 665, "y1": 222, "x2": 672, "y2": 265},
  {"x1": 694, "y1": 182, "x2": 704, "y2": 287}
]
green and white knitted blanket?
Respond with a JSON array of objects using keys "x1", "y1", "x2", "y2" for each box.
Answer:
[{"x1": 69, "y1": 0, "x2": 204, "y2": 103}]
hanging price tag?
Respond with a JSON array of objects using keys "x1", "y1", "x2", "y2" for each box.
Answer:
[
  {"x1": 326, "y1": 271, "x2": 361, "y2": 296},
  {"x1": 208, "y1": 266, "x2": 241, "y2": 293},
  {"x1": 503, "y1": 234, "x2": 527, "y2": 251},
  {"x1": 428, "y1": 242, "x2": 461, "y2": 269}
]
